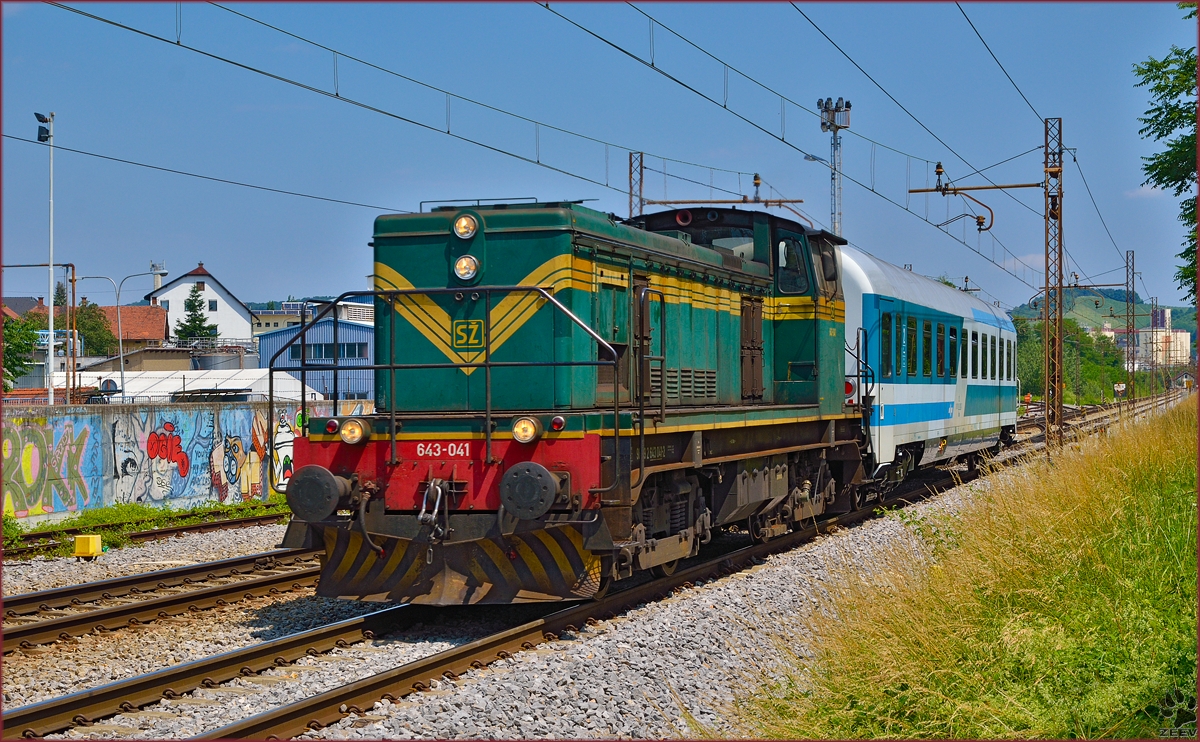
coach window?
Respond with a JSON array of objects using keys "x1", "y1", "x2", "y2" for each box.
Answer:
[
  {"x1": 1007, "y1": 339, "x2": 1014, "y2": 380},
  {"x1": 776, "y1": 233, "x2": 810, "y2": 294},
  {"x1": 922, "y1": 321, "x2": 932, "y2": 377},
  {"x1": 991, "y1": 335, "x2": 998, "y2": 379},
  {"x1": 949, "y1": 327, "x2": 958, "y2": 378},
  {"x1": 936, "y1": 323, "x2": 945, "y2": 377},
  {"x1": 880, "y1": 313, "x2": 893, "y2": 378},
  {"x1": 906, "y1": 317, "x2": 918, "y2": 376},
  {"x1": 971, "y1": 331, "x2": 979, "y2": 379},
  {"x1": 961, "y1": 330, "x2": 969, "y2": 377}
]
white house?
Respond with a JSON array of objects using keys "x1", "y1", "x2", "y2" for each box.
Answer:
[{"x1": 146, "y1": 263, "x2": 256, "y2": 340}]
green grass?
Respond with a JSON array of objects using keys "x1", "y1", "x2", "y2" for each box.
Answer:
[
  {"x1": 732, "y1": 400, "x2": 1198, "y2": 739},
  {"x1": 3, "y1": 493, "x2": 292, "y2": 556}
]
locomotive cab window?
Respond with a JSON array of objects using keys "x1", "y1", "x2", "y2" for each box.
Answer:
[
  {"x1": 880, "y1": 312, "x2": 893, "y2": 378},
  {"x1": 776, "y1": 233, "x2": 811, "y2": 294},
  {"x1": 809, "y1": 236, "x2": 842, "y2": 301}
]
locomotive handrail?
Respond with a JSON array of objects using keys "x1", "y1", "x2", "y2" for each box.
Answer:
[
  {"x1": 631, "y1": 287, "x2": 666, "y2": 492},
  {"x1": 265, "y1": 286, "x2": 623, "y2": 499}
]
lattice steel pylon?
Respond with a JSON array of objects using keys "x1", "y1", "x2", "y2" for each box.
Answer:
[
  {"x1": 1125, "y1": 250, "x2": 1136, "y2": 404},
  {"x1": 628, "y1": 152, "x2": 645, "y2": 218},
  {"x1": 1043, "y1": 118, "x2": 1065, "y2": 450}
]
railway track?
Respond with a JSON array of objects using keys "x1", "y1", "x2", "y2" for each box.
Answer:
[
  {"x1": 2, "y1": 550, "x2": 320, "y2": 653},
  {"x1": 5, "y1": 511, "x2": 293, "y2": 560},
  {"x1": 2, "y1": 391, "x2": 1183, "y2": 739}
]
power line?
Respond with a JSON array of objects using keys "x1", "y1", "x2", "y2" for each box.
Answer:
[
  {"x1": 1071, "y1": 154, "x2": 1131, "y2": 266},
  {"x1": 954, "y1": 3, "x2": 1042, "y2": 122},
  {"x1": 207, "y1": 2, "x2": 754, "y2": 196},
  {"x1": 50, "y1": 1, "x2": 757, "y2": 210},
  {"x1": 622, "y1": 3, "x2": 936, "y2": 165},
  {"x1": 790, "y1": 4, "x2": 1043, "y2": 220},
  {"x1": 3, "y1": 133, "x2": 411, "y2": 212},
  {"x1": 543, "y1": 3, "x2": 1039, "y2": 288}
]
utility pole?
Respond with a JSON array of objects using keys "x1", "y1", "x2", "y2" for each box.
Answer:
[
  {"x1": 1151, "y1": 296, "x2": 1159, "y2": 411},
  {"x1": 1042, "y1": 118, "x2": 1065, "y2": 450},
  {"x1": 817, "y1": 97, "x2": 850, "y2": 236},
  {"x1": 628, "y1": 152, "x2": 644, "y2": 218},
  {"x1": 1125, "y1": 250, "x2": 1136, "y2": 406}
]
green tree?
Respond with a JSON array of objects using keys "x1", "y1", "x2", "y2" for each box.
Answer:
[
  {"x1": 2, "y1": 315, "x2": 40, "y2": 390},
  {"x1": 1133, "y1": 3, "x2": 1197, "y2": 303},
  {"x1": 174, "y1": 284, "x2": 218, "y2": 340},
  {"x1": 25, "y1": 300, "x2": 118, "y2": 357},
  {"x1": 53, "y1": 280, "x2": 67, "y2": 307}
]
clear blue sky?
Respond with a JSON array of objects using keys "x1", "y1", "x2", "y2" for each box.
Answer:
[{"x1": 3, "y1": 2, "x2": 1194, "y2": 310}]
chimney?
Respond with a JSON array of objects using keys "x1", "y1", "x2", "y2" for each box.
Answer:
[
  {"x1": 37, "y1": 297, "x2": 45, "y2": 306},
  {"x1": 151, "y1": 261, "x2": 165, "y2": 290}
]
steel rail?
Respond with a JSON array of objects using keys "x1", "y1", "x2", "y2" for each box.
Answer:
[
  {"x1": 7, "y1": 511, "x2": 294, "y2": 559},
  {"x1": 2, "y1": 550, "x2": 317, "y2": 617},
  {"x1": 193, "y1": 490, "x2": 931, "y2": 741},
  {"x1": 2, "y1": 566, "x2": 319, "y2": 652},
  {"x1": 1, "y1": 604, "x2": 444, "y2": 739}
]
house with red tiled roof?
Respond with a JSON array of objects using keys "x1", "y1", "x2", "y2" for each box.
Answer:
[
  {"x1": 99, "y1": 305, "x2": 168, "y2": 350},
  {"x1": 144, "y1": 262, "x2": 256, "y2": 340}
]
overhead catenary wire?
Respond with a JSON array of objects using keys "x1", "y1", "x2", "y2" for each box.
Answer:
[
  {"x1": 954, "y1": 3, "x2": 1042, "y2": 122},
  {"x1": 790, "y1": 3, "x2": 1043, "y2": 220},
  {"x1": 208, "y1": 2, "x2": 755, "y2": 194},
  {"x1": 51, "y1": 1, "x2": 759, "y2": 212},
  {"x1": 623, "y1": 3, "x2": 937, "y2": 165},
  {"x1": 3, "y1": 133, "x2": 413, "y2": 212},
  {"x1": 543, "y1": 3, "x2": 1039, "y2": 288}
]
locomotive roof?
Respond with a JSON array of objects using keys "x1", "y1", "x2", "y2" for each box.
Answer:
[{"x1": 375, "y1": 202, "x2": 779, "y2": 280}]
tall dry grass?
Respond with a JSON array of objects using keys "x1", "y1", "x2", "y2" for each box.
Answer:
[{"x1": 733, "y1": 400, "x2": 1198, "y2": 739}]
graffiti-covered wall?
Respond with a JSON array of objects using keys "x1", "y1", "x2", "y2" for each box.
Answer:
[{"x1": 3, "y1": 400, "x2": 372, "y2": 525}]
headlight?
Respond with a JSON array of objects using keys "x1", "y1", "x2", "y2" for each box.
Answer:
[
  {"x1": 339, "y1": 419, "x2": 368, "y2": 445},
  {"x1": 511, "y1": 416, "x2": 543, "y2": 444},
  {"x1": 453, "y1": 214, "x2": 478, "y2": 239},
  {"x1": 453, "y1": 254, "x2": 480, "y2": 281}
]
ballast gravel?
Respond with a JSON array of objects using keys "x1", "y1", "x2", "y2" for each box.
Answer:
[
  {"x1": 2, "y1": 523, "x2": 290, "y2": 596},
  {"x1": 278, "y1": 481, "x2": 979, "y2": 740}
]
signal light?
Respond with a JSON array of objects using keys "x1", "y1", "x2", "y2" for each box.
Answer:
[
  {"x1": 550, "y1": 416, "x2": 566, "y2": 432},
  {"x1": 845, "y1": 380, "x2": 856, "y2": 398},
  {"x1": 325, "y1": 419, "x2": 340, "y2": 434}
]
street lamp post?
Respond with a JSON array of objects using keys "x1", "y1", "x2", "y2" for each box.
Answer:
[
  {"x1": 35, "y1": 112, "x2": 54, "y2": 402},
  {"x1": 79, "y1": 266, "x2": 168, "y2": 401}
]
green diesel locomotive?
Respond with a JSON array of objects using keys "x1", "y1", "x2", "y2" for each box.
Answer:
[{"x1": 276, "y1": 201, "x2": 868, "y2": 604}]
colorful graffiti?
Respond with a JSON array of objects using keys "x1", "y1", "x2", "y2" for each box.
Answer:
[
  {"x1": 3, "y1": 415, "x2": 104, "y2": 518},
  {"x1": 4, "y1": 400, "x2": 376, "y2": 523}
]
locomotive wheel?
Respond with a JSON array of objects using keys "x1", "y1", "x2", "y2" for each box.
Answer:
[
  {"x1": 747, "y1": 516, "x2": 769, "y2": 544},
  {"x1": 650, "y1": 559, "x2": 680, "y2": 578}
]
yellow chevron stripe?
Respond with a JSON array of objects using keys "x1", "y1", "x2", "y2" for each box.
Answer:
[
  {"x1": 532, "y1": 529, "x2": 577, "y2": 584},
  {"x1": 512, "y1": 536, "x2": 555, "y2": 594},
  {"x1": 329, "y1": 530, "x2": 364, "y2": 585},
  {"x1": 477, "y1": 538, "x2": 522, "y2": 586}
]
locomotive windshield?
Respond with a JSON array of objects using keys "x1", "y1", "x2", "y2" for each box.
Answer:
[{"x1": 776, "y1": 232, "x2": 810, "y2": 294}]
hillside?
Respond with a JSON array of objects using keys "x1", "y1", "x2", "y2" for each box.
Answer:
[{"x1": 1011, "y1": 288, "x2": 1196, "y2": 340}]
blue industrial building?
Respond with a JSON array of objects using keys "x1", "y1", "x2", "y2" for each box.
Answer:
[{"x1": 256, "y1": 318, "x2": 374, "y2": 400}]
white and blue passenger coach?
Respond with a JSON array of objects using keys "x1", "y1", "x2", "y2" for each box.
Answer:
[{"x1": 841, "y1": 245, "x2": 1018, "y2": 481}]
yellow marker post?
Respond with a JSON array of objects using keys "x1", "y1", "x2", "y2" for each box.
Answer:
[{"x1": 72, "y1": 534, "x2": 102, "y2": 560}]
